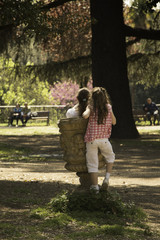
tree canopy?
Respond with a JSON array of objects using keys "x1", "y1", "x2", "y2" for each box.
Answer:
[
  {"x1": 0, "y1": 0, "x2": 160, "y2": 137},
  {"x1": 0, "y1": 0, "x2": 159, "y2": 82},
  {"x1": 0, "y1": 1, "x2": 159, "y2": 62}
]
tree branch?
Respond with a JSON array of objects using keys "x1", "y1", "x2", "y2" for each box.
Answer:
[
  {"x1": 44, "y1": 54, "x2": 91, "y2": 68},
  {"x1": 0, "y1": 24, "x2": 13, "y2": 31},
  {"x1": 127, "y1": 51, "x2": 160, "y2": 62},
  {"x1": 41, "y1": 0, "x2": 76, "y2": 10},
  {"x1": 124, "y1": 25, "x2": 160, "y2": 41},
  {"x1": 126, "y1": 37, "x2": 140, "y2": 47}
]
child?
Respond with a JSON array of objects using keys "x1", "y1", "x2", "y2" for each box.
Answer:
[
  {"x1": 66, "y1": 87, "x2": 90, "y2": 118},
  {"x1": 83, "y1": 87, "x2": 116, "y2": 193}
]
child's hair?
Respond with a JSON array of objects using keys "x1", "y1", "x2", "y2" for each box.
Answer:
[
  {"x1": 77, "y1": 87, "x2": 90, "y2": 116},
  {"x1": 91, "y1": 87, "x2": 111, "y2": 124}
]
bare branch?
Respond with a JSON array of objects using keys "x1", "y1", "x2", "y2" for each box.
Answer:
[{"x1": 124, "y1": 25, "x2": 160, "y2": 41}]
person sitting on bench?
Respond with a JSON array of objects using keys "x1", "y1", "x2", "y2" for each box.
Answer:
[
  {"x1": 21, "y1": 102, "x2": 31, "y2": 125},
  {"x1": 143, "y1": 98, "x2": 159, "y2": 125},
  {"x1": 9, "y1": 103, "x2": 23, "y2": 127}
]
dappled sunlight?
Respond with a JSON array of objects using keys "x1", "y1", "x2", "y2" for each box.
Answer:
[
  {"x1": 137, "y1": 125, "x2": 160, "y2": 136},
  {"x1": 0, "y1": 125, "x2": 60, "y2": 135},
  {"x1": 0, "y1": 125, "x2": 160, "y2": 236},
  {"x1": 116, "y1": 185, "x2": 160, "y2": 226},
  {"x1": 0, "y1": 161, "x2": 80, "y2": 184}
]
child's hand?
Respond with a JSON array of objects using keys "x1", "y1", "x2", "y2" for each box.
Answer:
[{"x1": 82, "y1": 106, "x2": 90, "y2": 119}]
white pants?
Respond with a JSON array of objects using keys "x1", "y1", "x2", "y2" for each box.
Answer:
[{"x1": 86, "y1": 138, "x2": 115, "y2": 173}]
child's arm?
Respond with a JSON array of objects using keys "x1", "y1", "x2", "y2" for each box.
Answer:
[
  {"x1": 112, "y1": 111, "x2": 116, "y2": 125},
  {"x1": 82, "y1": 106, "x2": 91, "y2": 119}
]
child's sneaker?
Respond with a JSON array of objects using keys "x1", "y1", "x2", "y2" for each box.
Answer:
[
  {"x1": 101, "y1": 178, "x2": 109, "y2": 191},
  {"x1": 90, "y1": 185, "x2": 99, "y2": 194}
]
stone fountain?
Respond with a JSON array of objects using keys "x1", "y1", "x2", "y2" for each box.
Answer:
[{"x1": 58, "y1": 117, "x2": 106, "y2": 188}]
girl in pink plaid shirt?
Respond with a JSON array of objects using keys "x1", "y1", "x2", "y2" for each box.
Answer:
[{"x1": 83, "y1": 87, "x2": 116, "y2": 193}]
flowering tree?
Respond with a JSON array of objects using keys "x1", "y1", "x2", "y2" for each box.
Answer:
[
  {"x1": 50, "y1": 81, "x2": 79, "y2": 106},
  {"x1": 50, "y1": 80, "x2": 93, "y2": 106}
]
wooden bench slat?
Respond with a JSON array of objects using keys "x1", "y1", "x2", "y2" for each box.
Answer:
[
  {"x1": 31, "y1": 117, "x2": 48, "y2": 119},
  {"x1": 30, "y1": 111, "x2": 50, "y2": 125}
]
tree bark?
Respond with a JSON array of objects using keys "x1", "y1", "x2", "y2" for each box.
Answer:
[{"x1": 90, "y1": 0, "x2": 139, "y2": 138}]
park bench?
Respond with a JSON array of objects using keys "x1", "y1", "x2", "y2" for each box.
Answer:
[
  {"x1": 132, "y1": 108, "x2": 160, "y2": 124},
  {"x1": 132, "y1": 109, "x2": 147, "y2": 122},
  {"x1": 30, "y1": 111, "x2": 50, "y2": 125},
  {"x1": 8, "y1": 111, "x2": 50, "y2": 126}
]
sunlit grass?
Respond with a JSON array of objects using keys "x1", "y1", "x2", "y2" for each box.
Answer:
[
  {"x1": 0, "y1": 123, "x2": 60, "y2": 135},
  {"x1": 1, "y1": 122, "x2": 160, "y2": 137},
  {"x1": 137, "y1": 125, "x2": 160, "y2": 136}
]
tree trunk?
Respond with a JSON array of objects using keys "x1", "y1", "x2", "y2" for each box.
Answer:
[{"x1": 90, "y1": 0, "x2": 139, "y2": 138}]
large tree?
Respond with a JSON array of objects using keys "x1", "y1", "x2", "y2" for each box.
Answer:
[
  {"x1": 90, "y1": 0, "x2": 139, "y2": 138},
  {"x1": 0, "y1": 0, "x2": 160, "y2": 138},
  {"x1": 48, "y1": 0, "x2": 160, "y2": 138},
  {"x1": 90, "y1": 0, "x2": 160, "y2": 138}
]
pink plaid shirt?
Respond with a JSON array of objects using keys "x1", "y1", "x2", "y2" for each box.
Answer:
[{"x1": 84, "y1": 104, "x2": 112, "y2": 142}]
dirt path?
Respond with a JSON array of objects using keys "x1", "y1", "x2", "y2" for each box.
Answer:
[{"x1": 0, "y1": 129, "x2": 160, "y2": 235}]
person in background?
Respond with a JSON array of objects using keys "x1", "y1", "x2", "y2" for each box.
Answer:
[
  {"x1": 9, "y1": 103, "x2": 23, "y2": 127},
  {"x1": 83, "y1": 87, "x2": 116, "y2": 193},
  {"x1": 21, "y1": 102, "x2": 31, "y2": 125},
  {"x1": 66, "y1": 87, "x2": 90, "y2": 118},
  {"x1": 143, "y1": 98, "x2": 159, "y2": 125}
]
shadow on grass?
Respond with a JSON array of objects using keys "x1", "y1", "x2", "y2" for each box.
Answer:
[
  {"x1": 0, "y1": 134, "x2": 62, "y2": 156},
  {"x1": 110, "y1": 138, "x2": 160, "y2": 179},
  {"x1": 0, "y1": 180, "x2": 159, "y2": 240},
  {"x1": 0, "y1": 180, "x2": 159, "y2": 221},
  {"x1": 0, "y1": 180, "x2": 76, "y2": 209}
]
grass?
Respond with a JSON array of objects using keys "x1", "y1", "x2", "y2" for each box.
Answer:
[
  {"x1": 0, "y1": 121, "x2": 159, "y2": 136},
  {"x1": 0, "y1": 123, "x2": 60, "y2": 163},
  {"x1": 0, "y1": 223, "x2": 22, "y2": 238},
  {"x1": 0, "y1": 123, "x2": 60, "y2": 135},
  {"x1": 0, "y1": 123, "x2": 160, "y2": 239},
  {"x1": 137, "y1": 126, "x2": 160, "y2": 135},
  {"x1": 28, "y1": 190, "x2": 153, "y2": 240},
  {"x1": 1, "y1": 204, "x2": 153, "y2": 240},
  {"x1": 0, "y1": 142, "x2": 58, "y2": 162},
  {"x1": 0, "y1": 142, "x2": 28, "y2": 155}
]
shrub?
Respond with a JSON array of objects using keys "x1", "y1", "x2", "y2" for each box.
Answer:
[{"x1": 49, "y1": 190, "x2": 146, "y2": 222}]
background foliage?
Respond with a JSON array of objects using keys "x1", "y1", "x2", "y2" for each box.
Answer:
[{"x1": 0, "y1": 0, "x2": 160, "y2": 107}]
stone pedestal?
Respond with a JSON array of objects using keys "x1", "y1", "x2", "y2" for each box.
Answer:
[{"x1": 58, "y1": 118, "x2": 105, "y2": 188}]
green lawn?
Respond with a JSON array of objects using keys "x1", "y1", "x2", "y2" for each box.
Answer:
[
  {"x1": 0, "y1": 123, "x2": 60, "y2": 135},
  {"x1": 0, "y1": 123, "x2": 160, "y2": 239}
]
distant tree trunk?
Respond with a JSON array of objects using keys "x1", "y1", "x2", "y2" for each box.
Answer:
[{"x1": 90, "y1": 0, "x2": 139, "y2": 138}]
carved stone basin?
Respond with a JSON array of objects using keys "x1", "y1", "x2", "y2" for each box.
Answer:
[{"x1": 58, "y1": 118, "x2": 106, "y2": 187}]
